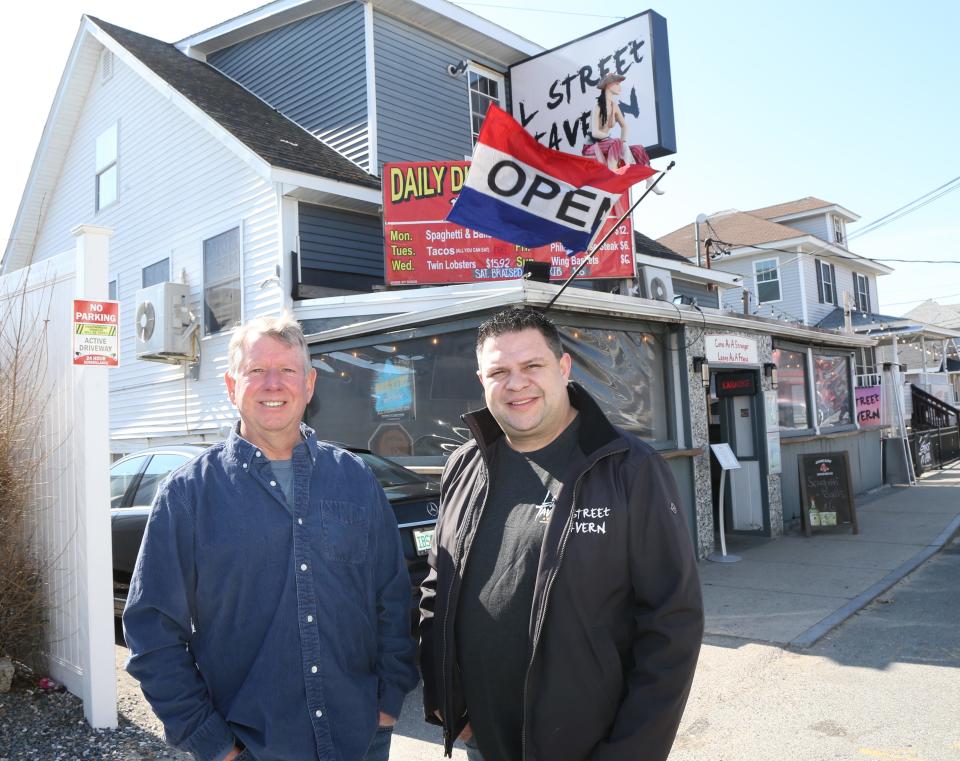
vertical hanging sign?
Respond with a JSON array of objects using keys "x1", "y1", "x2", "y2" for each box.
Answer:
[{"x1": 73, "y1": 299, "x2": 120, "y2": 366}]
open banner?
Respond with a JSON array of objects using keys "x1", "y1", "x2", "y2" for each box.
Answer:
[{"x1": 382, "y1": 161, "x2": 635, "y2": 286}]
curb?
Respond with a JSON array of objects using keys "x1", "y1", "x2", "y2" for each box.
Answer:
[{"x1": 788, "y1": 513, "x2": 960, "y2": 649}]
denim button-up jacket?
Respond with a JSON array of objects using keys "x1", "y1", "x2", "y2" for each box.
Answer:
[{"x1": 123, "y1": 426, "x2": 418, "y2": 761}]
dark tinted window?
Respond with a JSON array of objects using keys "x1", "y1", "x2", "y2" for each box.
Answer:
[{"x1": 131, "y1": 454, "x2": 189, "y2": 506}]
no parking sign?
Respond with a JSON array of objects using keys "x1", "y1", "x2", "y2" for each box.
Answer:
[{"x1": 73, "y1": 299, "x2": 119, "y2": 366}]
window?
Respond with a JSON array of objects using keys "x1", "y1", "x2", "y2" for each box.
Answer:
[
  {"x1": 856, "y1": 347, "x2": 879, "y2": 387},
  {"x1": 110, "y1": 455, "x2": 147, "y2": 509},
  {"x1": 203, "y1": 227, "x2": 241, "y2": 335},
  {"x1": 833, "y1": 216, "x2": 845, "y2": 246},
  {"x1": 306, "y1": 322, "x2": 673, "y2": 462},
  {"x1": 108, "y1": 278, "x2": 118, "y2": 301},
  {"x1": 773, "y1": 348, "x2": 809, "y2": 430},
  {"x1": 141, "y1": 258, "x2": 169, "y2": 288},
  {"x1": 754, "y1": 258, "x2": 781, "y2": 303},
  {"x1": 131, "y1": 454, "x2": 190, "y2": 507},
  {"x1": 854, "y1": 272, "x2": 870, "y2": 312},
  {"x1": 467, "y1": 65, "x2": 504, "y2": 145},
  {"x1": 816, "y1": 259, "x2": 837, "y2": 305},
  {"x1": 814, "y1": 354, "x2": 852, "y2": 427},
  {"x1": 95, "y1": 123, "x2": 118, "y2": 211}
]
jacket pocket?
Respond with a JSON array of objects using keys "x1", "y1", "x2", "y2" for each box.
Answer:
[{"x1": 319, "y1": 500, "x2": 369, "y2": 564}]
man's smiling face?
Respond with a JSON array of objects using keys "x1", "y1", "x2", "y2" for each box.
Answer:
[
  {"x1": 225, "y1": 332, "x2": 316, "y2": 454},
  {"x1": 476, "y1": 327, "x2": 575, "y2": 452}
]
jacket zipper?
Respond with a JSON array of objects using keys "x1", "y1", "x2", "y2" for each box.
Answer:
[
  {"x1": 440, "y1": 469, "x2": 488, "y2": 756},
  {"x1": 520, "y1": 448, "x2": 625, "y2": 761}
]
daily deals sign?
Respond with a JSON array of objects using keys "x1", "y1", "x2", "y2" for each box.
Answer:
[
  {"x1": 382, "y1": 161, "x2": 635, "y2": 286},
  {"x1": 73, "y1": 299, "x2": 119, "y2": 366}
]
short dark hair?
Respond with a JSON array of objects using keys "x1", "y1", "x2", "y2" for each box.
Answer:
[{"x1": 475, "y1": 307, "x2": 564, "y2": 358}]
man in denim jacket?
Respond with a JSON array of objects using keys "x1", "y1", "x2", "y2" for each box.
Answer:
[{"x1": 124, "y1": 315, "x2": 418, "y2": 761}]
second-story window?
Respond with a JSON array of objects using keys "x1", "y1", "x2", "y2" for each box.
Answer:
[
  {"x1": 142, "y1": 258, "x2": 170, "y2": 288},
  {"x1": 833, "y1": 216, "x2": 845, "y2": 246},
  {"x1": 754, "y1": 258, "x2": 781, "y2": 303},
  {"x1": 95, "y1": 122, "x2": 119, "y2": 211},
  {"x1": 467, "y1": 64, "x2": 504, "y2": 146},
  {"x1": 203, "y1": 227, "x2": 241, "y2": 336},
  {"x1": 854, "y1": 272, "x2": 871, "y2": 312},
  {"x1": 816, "y1": 258, "x2": 837, "y2": 305}
]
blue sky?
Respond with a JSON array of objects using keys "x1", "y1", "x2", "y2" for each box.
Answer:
[{"x1": 4, "y1": 0, "x2": 958, "y2": 315}]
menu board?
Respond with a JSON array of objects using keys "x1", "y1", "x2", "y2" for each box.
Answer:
[{"x1": 798, "y1": 452, "x2": 858, "y2": 536}]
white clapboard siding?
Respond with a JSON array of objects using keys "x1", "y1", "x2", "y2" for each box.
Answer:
[{"x1": 26, "y1": 46, "x2": 283, "y2": 452}]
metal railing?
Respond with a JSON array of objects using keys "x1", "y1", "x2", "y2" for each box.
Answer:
[{"x1": 906, "y1": 425, "x2": 960, "y2": 474}]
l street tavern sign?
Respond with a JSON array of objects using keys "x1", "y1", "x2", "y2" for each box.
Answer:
[{"x1": 509, "y1": 11, "x2": 677, "y2": 158}]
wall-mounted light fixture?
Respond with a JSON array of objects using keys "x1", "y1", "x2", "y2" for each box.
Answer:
[
  {"x1": 447, "y1": 59, "x2": 469, "y2": 77},
  {"x1": 763, "y1": 361, "x2": 779, "y2": 389},
  {"x1": 692, "y1": 356, "x2": 710, "y2": 388}
]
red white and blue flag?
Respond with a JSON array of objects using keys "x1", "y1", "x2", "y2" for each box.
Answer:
[{"x1": 447, "y1": 104, "x2": 655, "y2": 253}]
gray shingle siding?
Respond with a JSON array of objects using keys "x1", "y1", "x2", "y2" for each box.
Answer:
[
  {"x1": 299, "y1": 202, "x2": 384, "y2": 290},
  {"x1": 372, "y1": 11, "x2": 505, "y2": 168},
  {"x1": 207, "y1": 3, "x2": 371, "y2": 168},
  {"x1": 780, "y1": 215, "x2": 830, "y2": 243}
]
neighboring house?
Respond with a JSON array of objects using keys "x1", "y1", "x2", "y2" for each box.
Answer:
[
  {"x1": 658, "y1": 197, "x2": 895, "y2": 386},
  {"x1": 1, "y1": 0, "x2": 540, "y2": 453},
  {"x1": 633, "y1": 231, "x2": 740, "y2": 308},
  {"x1": 904, "y1": 299, "x2": 960, "y2": 330}
]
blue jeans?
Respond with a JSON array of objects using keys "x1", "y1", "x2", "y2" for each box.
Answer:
[
  {"x1": 464, "y1": 734, "x2": 484, "y2": 761},
  {"x1": 362, "y1": 725, "x2": 394, "y2": 761}
]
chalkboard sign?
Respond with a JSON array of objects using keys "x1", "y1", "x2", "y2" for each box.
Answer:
[
  {"x1": 913, "y1": 432, "x2": 934, "y2": 475},
  {"x1": 798, "y1": 452, "x2": 858, "y2": 536}
]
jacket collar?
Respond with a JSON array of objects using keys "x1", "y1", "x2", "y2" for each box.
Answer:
[
  {"x1": 462, "y1": 382, "x2": 624, "y2": 462},
  {"x1": 224, "y1": 421, "x2": 319, "y2": 467}
]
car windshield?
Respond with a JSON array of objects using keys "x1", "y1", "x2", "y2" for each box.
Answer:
[{"x1": 355, "y1": 451, "x2": 430, "y2": 488}]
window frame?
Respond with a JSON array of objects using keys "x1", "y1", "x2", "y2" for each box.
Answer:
[
  {"x1": 854, "y1": 272, "x2": 871, "y2": 312},
  {"x1": 753, "y1": 257, "x2": 782, "y2": 304},
  {"x1": 95, "y1": 121, "x2": 119, "y2": 212},
  {"x1": 833, "y1": 215, "x2": 845, "y2": 246},
  {"x1": 201, "y1": 224, "x2": 243, "y2": 337},
  {"x1": 816, "y1": 259, "x2": 837, "y2": 305},
  {"x1": 812, "y1": 349, "x2": 856, "y2": 431},
  {"x1": 465, "y1": 63, "x2": 505, "y2": 146},
  {"x1": 772, "y1": 342, "x2": 813, "y2": 434},
  {"x1": 141, "y1": 258, "x2": 170, "y2": 289}
]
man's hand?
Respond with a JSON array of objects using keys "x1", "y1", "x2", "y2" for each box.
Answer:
[
  {"x1": 222, "y1": 746, "x2": 241, "y2": 761},
  {"x1": 379, "y1": 711, "x2": 398, "y2": 728},
  {"x1": 432, "y1": 711, "x2": 472, "y2": 741}
]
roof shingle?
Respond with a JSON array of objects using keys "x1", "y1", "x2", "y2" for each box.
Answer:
[{"x1": 90, "y1": 17, "x2": 381, "y2": 190}]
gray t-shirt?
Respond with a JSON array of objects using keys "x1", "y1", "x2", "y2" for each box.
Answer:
[
  {"x1": 268, "y1": 458, "x2": 295, "y2": 508},
  {"x1": 456, "y1": 416, "x2": 581, "y2": 761}
]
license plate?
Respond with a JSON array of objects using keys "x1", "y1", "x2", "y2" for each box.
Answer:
[{"x1": 413, "y1": 527, "x2": 435, "y2": 556}]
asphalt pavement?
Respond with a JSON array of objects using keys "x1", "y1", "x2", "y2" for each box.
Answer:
[{"x1": 698, "y1": 460, "x2": 960, "y2": 648}]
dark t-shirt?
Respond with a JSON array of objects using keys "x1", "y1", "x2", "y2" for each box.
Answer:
[{"x1": 456, "y1": 416, "x2": 581, "y2": 761}]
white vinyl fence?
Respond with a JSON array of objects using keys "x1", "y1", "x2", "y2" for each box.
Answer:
[{"x1": 0, "y1": 225, "x2": 117, "y2": 727}]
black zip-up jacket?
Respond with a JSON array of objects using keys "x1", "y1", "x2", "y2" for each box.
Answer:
[{"x1": 419, "y1": 383, "x2": 704, "y2": 761}]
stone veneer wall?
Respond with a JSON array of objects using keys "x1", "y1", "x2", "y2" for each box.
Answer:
[{"x1": 682, "y1": 326, "x2": 783, "y2": 558}]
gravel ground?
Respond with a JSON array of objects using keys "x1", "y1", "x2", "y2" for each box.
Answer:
[{"x1": 0, "y1": 641, "x2": 190, "y2": 761}]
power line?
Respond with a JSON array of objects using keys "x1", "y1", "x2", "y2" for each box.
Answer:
[
  {"x1": 848, "y1": 175, "x2": 960, "y2": 241},
  {"x1": 879, "y1": 292, "x2": 960, "y2": 308},
  {"x1": 709, "y1": 240, "x2": 960, "y2": 266}
]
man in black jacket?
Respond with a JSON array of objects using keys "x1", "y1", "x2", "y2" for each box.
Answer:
[{"x1": 419, "y1": 307, "x2": 703, "y2": 761}]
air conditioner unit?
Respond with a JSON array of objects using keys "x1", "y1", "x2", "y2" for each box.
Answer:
[
  {"x1": 135, "y1": 282, "x2": 196, "y2": 362},
  {"x1": 639, "y1": 266, "x2": 675, "y2": 303}
]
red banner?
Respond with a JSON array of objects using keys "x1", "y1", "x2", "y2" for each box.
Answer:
[{"x1": 382, "y1": 161, "x2": 635, "y2": 286}]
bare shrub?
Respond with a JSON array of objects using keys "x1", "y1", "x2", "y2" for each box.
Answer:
[{"x1": 0, "y1": 268, "x2": 52, "y2": 666}]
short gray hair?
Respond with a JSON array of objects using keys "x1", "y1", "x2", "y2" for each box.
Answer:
[{"x1": 227, "y1": 314, "x2": 311, "y2": 377}]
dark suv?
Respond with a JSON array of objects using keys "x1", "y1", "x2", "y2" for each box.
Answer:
[{"x1": 110, "y1": 444, "x2": 439, "y2": 616}]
